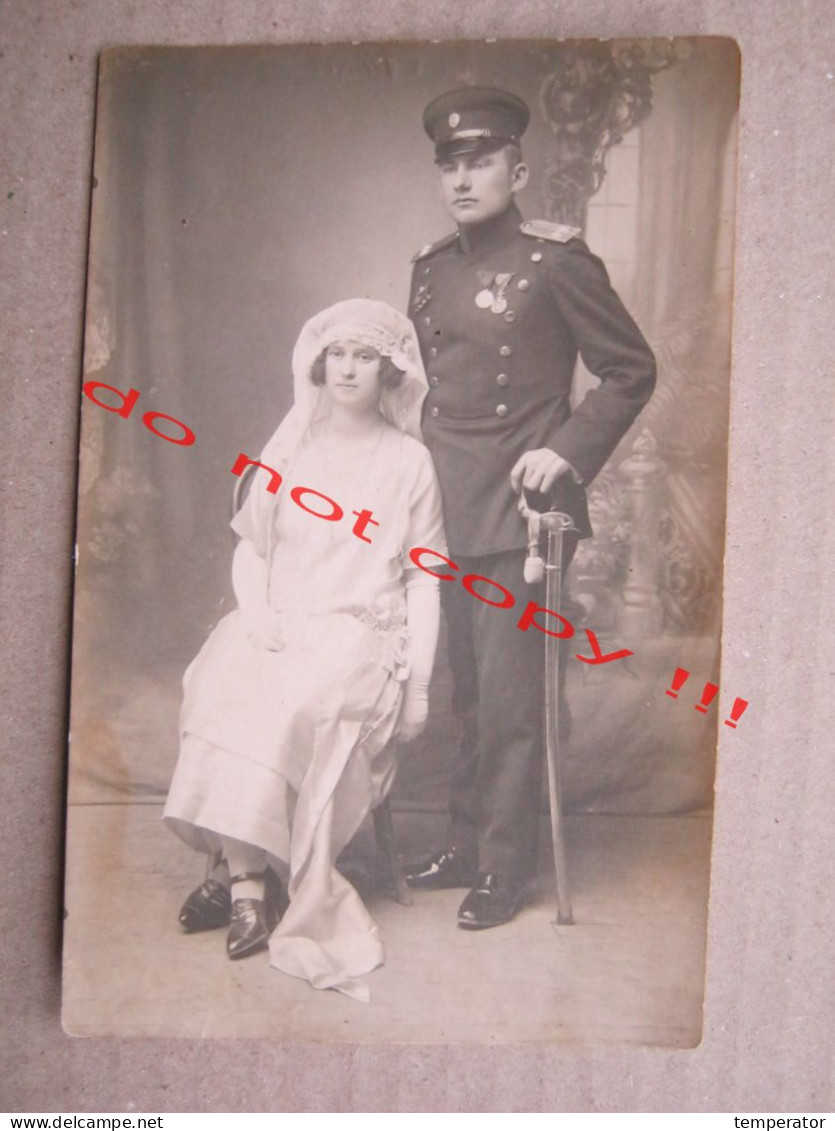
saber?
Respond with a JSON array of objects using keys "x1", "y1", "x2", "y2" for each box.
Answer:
[{"x1": 540, "y1": 511, "x2": 575, "y2": 926}]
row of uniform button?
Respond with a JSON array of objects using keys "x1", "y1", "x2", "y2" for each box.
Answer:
[
  {"x1": 428, "y1": 372, "x2": 509, "y2": 388},
  {"x1": 423, "y1": 313, "x2": 518, "y2": 326},
  {"x1": 421, "y1": 241, "x2": 547, "y2": 419},
  {"x1": 426, "y1": 344, "x2": 512, "y2": 358},
  {"x1": 429, "y1": 403, "x2": 511, "y2": 419},
  {"x1": 427, "y1": 337, "x2": 514, "y2": 416}
]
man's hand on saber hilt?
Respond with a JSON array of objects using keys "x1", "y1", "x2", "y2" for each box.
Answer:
[
  {"x1": 514, "y1": 460, "x2": 579, "y2": 586},
  {"x1": 509, "y1": 447, "x2": 572, "y2": 495}
]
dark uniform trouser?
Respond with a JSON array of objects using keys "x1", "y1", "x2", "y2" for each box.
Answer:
[{"x1": 443, "y1": 537, "x2": 578, "y2": 879}]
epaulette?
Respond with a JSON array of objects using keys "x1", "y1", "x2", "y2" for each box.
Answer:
[
  {"x1": 411, "y1": 232, "x2": 459, "y2": 262},
  {"x1": 520, "y1": 219, "x2": 582, "y2": 244}
]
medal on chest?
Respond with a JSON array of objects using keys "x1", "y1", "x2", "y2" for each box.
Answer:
[
  {"x1": 412, "y1": 281, "x2": 432, "y2": 313},
  {"x1": 475, "y1": 271, "x2": 515, "y2": 315}
]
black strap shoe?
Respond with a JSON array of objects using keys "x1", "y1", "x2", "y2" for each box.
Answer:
[
  {"x1": 457, "y1": 873, "x2": 525, "y2": 930},
  {"x1": 179, "y1": 877, "x2": 232, "y2": 933},
  {"x1": 227, "y1": 897, "x2": 270, "y2": 960},
  {"x1": 404, "y1": 846, "x2": 478, "y2": 890},
  {"x1": 225, "y1": 869, "x2": 287, "y2": 960},
  {"x1": 178, "y1": 861, "x2": 286, "y2": 934}
]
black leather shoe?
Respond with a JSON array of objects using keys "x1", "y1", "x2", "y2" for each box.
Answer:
[
  {"x1": 225, "y1": 868, "x2": 287, "y2": 960},
  {"x1": 457, "y1": 873, "x2": 525, "y2": 930},
  {"x1": 404, "y1": 846, "x2": 478, "y2": 890},
  {"x1": 178, "y1": 877, "x2": 232, "y2": 933},
  {"x1": 227, "y1": 898, "x2": 270, "y2": 960}
]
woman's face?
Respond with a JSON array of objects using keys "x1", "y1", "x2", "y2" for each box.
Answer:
[{"x1": 323, "y1": 339, "x2": 383, "y2": 413}]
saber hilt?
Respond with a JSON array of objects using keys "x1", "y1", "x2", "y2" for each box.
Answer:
[{"x1": 523, "y1": 509, "x2": 544, "y2": 583}]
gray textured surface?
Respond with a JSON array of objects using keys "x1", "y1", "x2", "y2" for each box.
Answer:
[
  {"x1": 63, "y1": 808, "x2": 711, "y2": 1045},
  {"x1": 1, "y1": 0, "x2": 833, "y2": 1113}
]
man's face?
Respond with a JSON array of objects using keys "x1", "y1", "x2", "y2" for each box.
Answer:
[{"x1": 435, "y1": 148, "x2": 528, "y2": 227}]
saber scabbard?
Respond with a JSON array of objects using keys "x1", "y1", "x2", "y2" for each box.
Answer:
[{"x1": 540, "y1": 511, "x2": 575, "y2": 926}]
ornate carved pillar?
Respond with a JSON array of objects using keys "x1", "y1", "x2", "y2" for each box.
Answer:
[
  {"x1": 618, "y1": 430, "x2": 666, "y2": 637},
  {"x1": 538, "y1": 40, "x2": 690, "y2": 229}
]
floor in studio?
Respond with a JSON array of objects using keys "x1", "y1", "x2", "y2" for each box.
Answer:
[{"x1": 62, "y1": 803, "x2": 711, "y2": 1046}]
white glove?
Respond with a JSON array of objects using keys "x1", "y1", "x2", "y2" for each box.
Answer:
[
  {"x1": 393, "y1": 681, "x2": 429, "y2": 743},
  {"x1": 392, "y1": 573, "x2": 440, "y2": 742}
]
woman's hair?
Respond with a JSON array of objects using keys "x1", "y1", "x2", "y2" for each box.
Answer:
[{"x1": 309, "y1": 347, "x2": 405, "y2": 389}]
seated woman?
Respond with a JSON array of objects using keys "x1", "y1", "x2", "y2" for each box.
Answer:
[{"x1": 163, "y1": 299, "x2": 445, "y2": 1001}]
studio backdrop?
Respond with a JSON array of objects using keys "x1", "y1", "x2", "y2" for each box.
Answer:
[{"x1": 71, "y1": 38, "x2": 739, "y2": 818}]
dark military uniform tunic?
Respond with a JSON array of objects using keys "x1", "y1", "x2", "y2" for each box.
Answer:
[
  {"x1": 409, "y1": 201, "x2": 656, "y2": 877},
  {"x1": 410, "y1": 202, "x2": 656, "y2": 557}
]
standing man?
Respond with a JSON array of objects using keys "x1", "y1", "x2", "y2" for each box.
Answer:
[{"x1": 404, "y1": 86, "x2": 656, "y2": 929}]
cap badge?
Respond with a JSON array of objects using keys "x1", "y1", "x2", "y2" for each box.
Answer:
[{"x1": 448, "y1": 112, "x2": 461, "y2": 128}]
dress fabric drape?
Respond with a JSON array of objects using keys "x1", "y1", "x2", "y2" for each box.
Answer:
[{"x1": 164, "y1": 428, "x2": 445, "y2": 1001}]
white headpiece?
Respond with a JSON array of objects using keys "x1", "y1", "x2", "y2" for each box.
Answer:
[
  {"x1": 288, "y1": 298, "x2": 428, "y2": 443},
  {"x1": 232, "y1": 299, "x2": 429, "y2": 551}
]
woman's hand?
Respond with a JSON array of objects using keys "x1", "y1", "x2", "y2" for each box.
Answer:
[{"x1": 392, "y1": 681, "x2": 429, "y2": 743}]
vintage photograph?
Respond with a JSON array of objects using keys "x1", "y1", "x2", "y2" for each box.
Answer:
[{"x1": 63, "y1": 37, "x2": 740, "y2": 1043}]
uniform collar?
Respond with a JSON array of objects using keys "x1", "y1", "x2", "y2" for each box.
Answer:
[{"x1": 457, "y1": 202, "x2": 523, "y2": 256}]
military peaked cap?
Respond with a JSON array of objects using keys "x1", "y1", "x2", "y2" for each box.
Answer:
[{"x1": 423, "y1": 86, "x2": 530, "y2": 161}]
